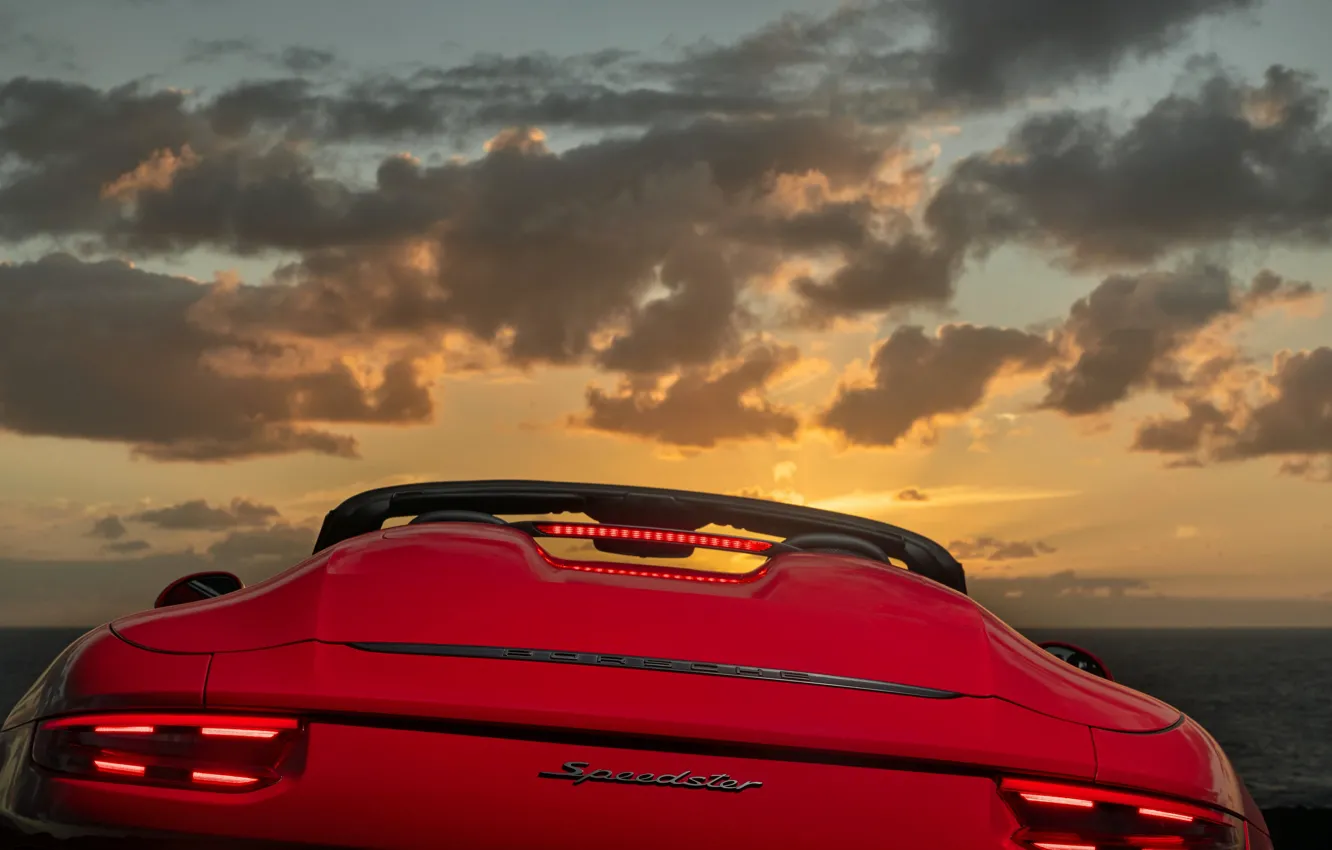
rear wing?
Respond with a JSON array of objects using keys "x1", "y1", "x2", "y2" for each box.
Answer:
[{"x1": 312, "y1": 480, "x2": 967, "y2": 594}]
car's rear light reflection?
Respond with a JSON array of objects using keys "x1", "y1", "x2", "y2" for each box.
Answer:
[
  {"x1": 35, "y1": 712, "x2": 302, "y2": 792},
  {"x1": 1001, "y1": 778, "x2": 1247, "y2": 849}
]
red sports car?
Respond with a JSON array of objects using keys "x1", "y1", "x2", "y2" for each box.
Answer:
[{"x1": 0, "y1": 481, "x2": 1273, "y2": 849}]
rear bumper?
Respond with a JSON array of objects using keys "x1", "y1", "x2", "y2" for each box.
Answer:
[{"x1": 3, "y1": 718, "x2": 1023, "y2": 849}]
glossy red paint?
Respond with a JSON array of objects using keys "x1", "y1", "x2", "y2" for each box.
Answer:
[
  {"x1": 1093, "y1": 717, "x2": 1269, "y2": 831},
  {"x1": 6, "y1": 721, "x2": 1023, "y2": 848},
  {"x1": 204, "y1": 640, "x2": 1099, "y2": 780},
  {"x1": 114, "y1": 525, "x2": 1178, "y2": 733},
  {"x1": 1, "y1": 625, "x2": 209, "y2": 733},
  {"x1": 1, "y1": 518, "x2": 1270, "y2": 848}
]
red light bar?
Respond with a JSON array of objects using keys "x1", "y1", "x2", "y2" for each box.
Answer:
[
  {"x1": 1141, "y1": 807, "x2": 1196, "y2": 823},
  {"x1": 93, "y1": 759, "x2": 146, "y2": 776},
  {"x1": 201, "y1": 727, "x2": 281, "y2": 739},
  {"x1": 192, "y1": 770, "x2": 261, "y2": 786},
  {"x1": 534, "y1": 523, "x2": 774, "y2": 553},
  {"x1": 1020, "y1": 793, "x2": 1095, "y2": 808},
  {"x1": 43, "y1": 713, "x2": 299, "y2": 731},
  {"x1": 34, "y1": 712, "x2": 302, "y2": 794},
  {"x1": 999, "y1": 778, "x2": 1244, "y2": 850}
]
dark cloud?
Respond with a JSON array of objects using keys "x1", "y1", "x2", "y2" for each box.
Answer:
[
  {"x1": 1040, "y1": 266, "x2": 1314, "y2": 416},
  {"x1": 205, "y1": 523, "x2": 317, "y2": 568},
  {"x1": 180, "y1": 116, "x2": 901, "y2": 369},
  {"x1": 0, "y1": 2, "x2": 1294, "y2": 467},
  {"x1": 1135, "y1": 347, "x2": 1332, "y2": 474},
  {"x1": 897, "y1": 488, "x2": 930, "y2": 502},
  {"x1": 792, "y1": 212, "x2": 963, "y2": 324},
  {"x1": 1223, "y1": 348, "x2": 1332, "y2": 460},
  {"x1": 182, "y1": 38, "x2": 261, "y2": 65},
  {"x1": 821, "y1": 324, "x2": 1056, "y2": 447},
  {"x1": 929, "y1": 64, "x2": 1332, "y2": 266},
  {"x1": 113, "y1": 113, "x2": 896, "y2": 256},
  {"x1": 87, "y1": 516, "x2": 127, "y2": 540},
  {"x1": 182, "y1": 40, "x2": 337, "y2": 73},
  {"x1": 0, "y1": 109, "x2": 909, "y2": 460},
  {"x1": 104, "y1": 539, "x2": 151, "y2": 554},
  {"x1": 649, "y1": 0, "x2": 1251, "y2": 112},
  {"x1": 132, "y1": 497, "x2": 280, "y2": 531},
  {"x1": 278, "y1": 47, "x2": 337, "y2": 74},
  {"x1": 975, "y1": 568, "x2": 1144, "y2": 595},
  {"x1": 1134, "y1": 399, "x2": 1236, "y2": 454},
  {"x1": 0, "y1": 254, "x2": 434, "y2": 461},
  {"x1": 920, "y1": 0, "x2": 1256, "y2": 106},
  {"x1": 1279, "y1": 457, "x2": 1332, "y2": 483},
  {"x1": 0, "y1": 1, "x2": 1259, "y2": 247},
  {"x1": 595, "y1": 236, "x2": 744, "y2": 375},
  {"x1": 0, "y1": 77, "x2": 198, "y2": 242},
  {"x1": 579, "y1": 343, "x2": 801, "y2": 448},
  {"x1": 950, "y1": 537, "x2": 1058, "y2": 561}
]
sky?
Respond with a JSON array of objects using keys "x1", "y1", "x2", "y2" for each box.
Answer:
[{"x1": 1, "y1": 0, "x2": 1331, "y2": 627}]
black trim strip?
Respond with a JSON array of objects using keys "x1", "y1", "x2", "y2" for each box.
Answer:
[{"x1": 345, "y1": 642, "x2": 961, "y2": 700}]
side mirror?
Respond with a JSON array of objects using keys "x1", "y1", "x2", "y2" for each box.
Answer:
[
  {"x1": 1039, "y1": 641, "x2": 1114, "y2": 681},
  {"x1": 154, "y1": 571, "x2": 244, "y2": 608}
]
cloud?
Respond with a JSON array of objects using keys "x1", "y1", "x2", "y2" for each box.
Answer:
[
  {"x1": 0, "y1": 254, "x2": 434, "y2": 461},
  {"x1": 205, "y1": 522, "x2": 318, "y2": 568},
  {"x1": 974, "y1": 568, "x2": 1145, "y2": 596},
  {"x1": 104, "y1": 539, "x2": 151, "y2": 554},
  {"x1": 132, "y1": 497, "x2": 280, "y2": 531},
  {"x1": 87, "y1": 515, "x2": 127, "y2": 540},
  {"x1": 182, "y1": 39, "x2": 337, "y2": 73},
  {"x1": 791, "y1": 218, "x2": 963, "y2": 324},
  {"x1": 90, "y1": 115, "x2": 908, "y2": 372},
  {"x1": 820, "y1": 324, "x2": 1056, "y2": 447},
  {"x1": 918, "y1": 0, "x2": 1256, "y2": 106},
  {"x1": 730, "y1": 486, "x2": 807, "y2": 506},
  {"x1": 0, "y1": 101, "x2": 912, "y2": 461},
  {"x1": 577, "y1": 343, "x2": 802, "y2": 448},
  {"x1": 928, "y1": 63, "x2": 1332, "y2": 266},
  {"x1": 1134, "y1": 346, "x2": 1332, "y2": 473},
  {"x1": 772, "y1": 461, "x2": 798, "y2": 484},
  {"x1": 1, "y1": 6, "x2": 1262, "y2": 252},
  {"x1": 1279, "y1": 457, "x2": 1332, "y2": 482},
  {"x1": 0, "y1": 4, "x2": 1298, "y2": 469},
  {"x1": 949, "y1": 536, "x2": 1058, "y2": 561},
  {"x1": 1041, "y1": 265, "x2": 1316, "y2": 416},
  {"x1": 648, "y1": 0, "x2": 1252, "y2": 112},
  {"x1": 810, "y1": 485, "x2": 1079, "y2": 515}
]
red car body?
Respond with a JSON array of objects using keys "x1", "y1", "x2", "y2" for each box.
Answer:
[{"x1": 0, "y1": 481, "x2": 1272, "y2": 849}]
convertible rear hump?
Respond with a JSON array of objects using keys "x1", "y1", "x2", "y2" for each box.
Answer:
[{"x1": 116, "y1": 522, "x2": 1180, "y2": 738}]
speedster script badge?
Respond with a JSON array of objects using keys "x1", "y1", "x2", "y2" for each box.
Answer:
[{"x1": 538, "y1": 761, "x2": 763, "y2": 793}]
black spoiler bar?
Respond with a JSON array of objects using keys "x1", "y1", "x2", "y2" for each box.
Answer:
[{"x1": 312, "y1": 480, "x2": 967, "y2": 594}]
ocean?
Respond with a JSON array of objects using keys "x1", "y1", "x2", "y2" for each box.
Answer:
[{"x1": 2, "y1": 627, "x2": 1330, "y2": 809}]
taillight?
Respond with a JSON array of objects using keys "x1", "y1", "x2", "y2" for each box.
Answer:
[
  {"x1": 1000, "y1": 778, "x2": 1247, "y2": 849},
  {"x1": 532, "y1": 523, "x2": 776, "y2": 553},
  {"x1": 33, "y1": 712, "x2": 303, "y2": 792}
]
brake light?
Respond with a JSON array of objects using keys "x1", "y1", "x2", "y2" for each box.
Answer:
[
  {"x1": 1000, "y1": 778, "x2": 1246, "y2": 849},
  {"x1": 533, "y1": 523, "x2": 775, "y2": 553},
  {"x1": 34, "y1": 712, "x2": 302, "y2": 792}
]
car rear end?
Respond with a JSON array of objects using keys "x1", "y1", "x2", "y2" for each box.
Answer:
[{"x1": 1, "y1": 513, "x2": 1271, "y2": 849}]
